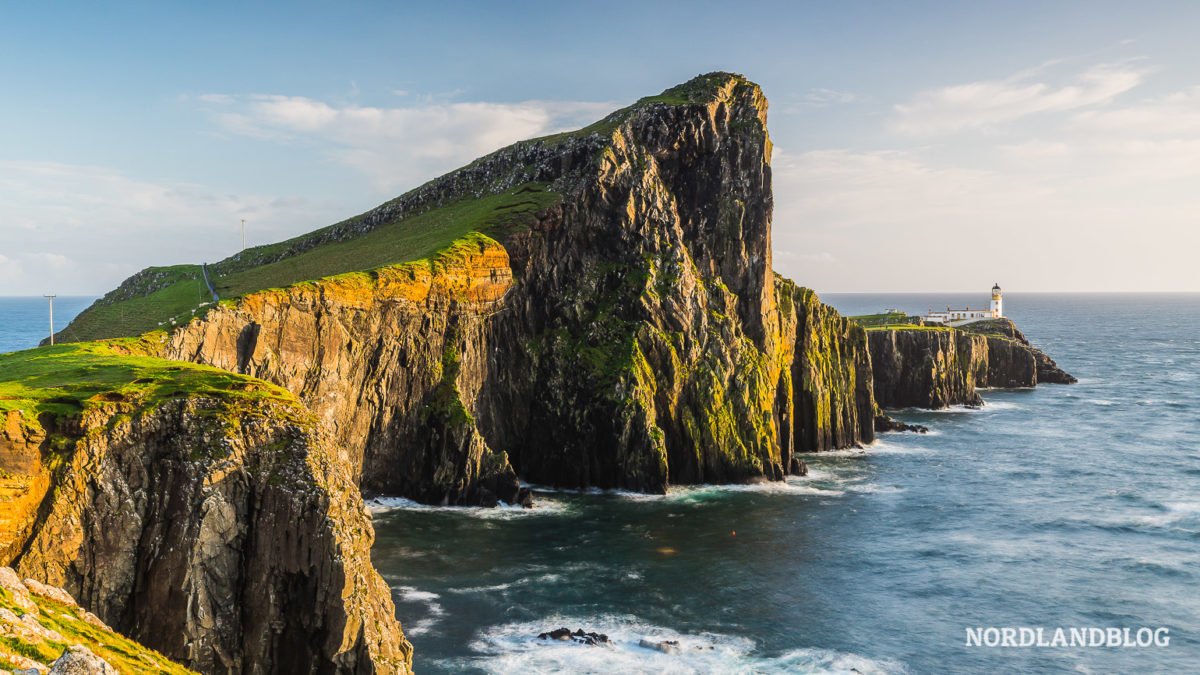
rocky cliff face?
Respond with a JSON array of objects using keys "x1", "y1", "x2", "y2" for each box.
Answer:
[
  {"x1": 867, "y1": 318, "x2": 1074, "y2": 409},
  {"x1": 868, "y1": 329, "x2": 990, "y2": 409},
  {"x1": 960, "y1": 318, "x2": 1077, "y2": 385},
  {"x1": 162, "y1": 235, "x2": 523, "y2": 507},
  {"x1": 2, "y1": 393, "x2": 412, "y2": 674},
  {"x1": 0, "y1": 566, "x2": 192, "y2": 673},
  {"x1": 157, "y1": 73, "x2": 877, "y2": 501}
]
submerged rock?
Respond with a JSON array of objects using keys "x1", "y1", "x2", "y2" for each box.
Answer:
[
  {"x1": 537, "y1": 627, "x2": 611, "y2": 646},
  {"x1": 638, "y1": 638, "x2": 682, "y2": 654}
]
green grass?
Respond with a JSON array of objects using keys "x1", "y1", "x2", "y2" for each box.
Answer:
[
  {"x1": 55, "y1": 268, "x2": 214, "y2": 344},
  {"x1": 529, "y1": 71, "x2": 751, "y2": 147},
  {"x1": 862, "y1": 323, "x2": 954, "y2": 332},
  {"x1": 850, "y1": 311, "x2": 919, "y2": 328},
  {"x1": 0, "y1": 341, "x2": 295, "y2": 419},
  {"x1": 58, "y1": 183, "x2": 560, "y2": 343},
  {"x1": 0, "y1": 586, "x2": 195, "y2": 674}
]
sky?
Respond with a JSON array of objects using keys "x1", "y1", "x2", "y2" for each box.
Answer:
[{"x1": 1, "y1": 1, "x2": 1198, "y2": 295}]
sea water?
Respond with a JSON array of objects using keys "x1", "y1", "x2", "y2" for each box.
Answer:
[
  {"x1": 369, "y1": 293, "x2": 1200, "y2": 673},
  {"x1": 0, "y1": 296, "x2": 94, "y2": 353},
  {"x1": 3, "y1": 294, "x2": 1197, "y2": 672}
]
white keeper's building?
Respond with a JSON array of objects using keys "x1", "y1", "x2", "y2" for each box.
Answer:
[{"x1": 923, "y1": 283, "x2": 1003, "y2": 326}]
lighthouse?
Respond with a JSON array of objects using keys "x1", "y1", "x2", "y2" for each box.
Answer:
[{"x1": 991, "y1": 282, "x2": 1003, "y2": 318}]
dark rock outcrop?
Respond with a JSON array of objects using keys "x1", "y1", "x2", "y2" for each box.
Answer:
[
  {"x1": 868, "y1": 329, "x2": 988, "y2": 409},
  {"x1": 960, "y1": 319, "x2": 1077, "y2": 384},
  {"x1": 867, "y1": 318, "x2": 1075, "y2": 409}
]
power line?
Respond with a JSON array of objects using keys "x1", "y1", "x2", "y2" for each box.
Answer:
[{"x1": 44, "y1": 295, "x2": 56, "y2": 346}]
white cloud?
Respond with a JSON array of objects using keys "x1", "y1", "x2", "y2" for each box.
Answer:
[
  {"x1": 1073, "y1": 86, "x2": 1200, "y2": 135},
  {"x1": 771, "y1": 136, "x2": 1200, "y2": 291},
  {"x1": 802, "y1": 88, "x2": 858, "y2": 107},
  {"x1": 199, "y1": 94, "x2": 616, "y2": 192},
  {"x1": 891, "y1": 62, "x2": 1146, "y2": 135}
]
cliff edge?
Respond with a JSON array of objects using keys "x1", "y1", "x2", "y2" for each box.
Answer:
[{"x1": 0, "y1": 343, "x2": 412, "y2": 673}]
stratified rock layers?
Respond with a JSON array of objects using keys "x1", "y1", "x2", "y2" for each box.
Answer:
[{"x1": 2, "y1": 397, "x2": 412, "y2": 674}]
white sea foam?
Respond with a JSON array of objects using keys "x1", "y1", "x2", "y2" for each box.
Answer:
[
  {"x1": 531, "y1": 480, "x2": 846, "y2": 502},
  {"x1": 847, "y1": 483, "x2": 905, "y2": 495},
  {"x1": 439, "y1": 614, "x2": 905, "y2": 674},
  {"x1": 452, "y1": 571, "x2": 571, "y2": 595},
  {"x1": 392, "y1": 586, "x2": 445, "y2": 637},
  {"x1": 1086, "y1": 399, "x2": 1116, "y2": 406},
  {"x1": 1135, "y1": 501, "x2": 1200, "y2": 528},
  {"x1": 659, "y1": 481, "x2": 846, "y2": 499},
  {"x1": 366, "y1": 495, "x2": 572, "y2": 519}
]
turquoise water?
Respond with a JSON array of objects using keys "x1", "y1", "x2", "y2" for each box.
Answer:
[
  {"x1": 3, "y1": 293, "x2": 1196, "y2": 672},
  {"x1": 368, "y1": 294, "x2": 1200, "y2": 673}
]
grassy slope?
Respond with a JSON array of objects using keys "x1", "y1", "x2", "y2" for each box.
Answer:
[
  {"x1": 57, "y1": 183, "x2": 559, "y2": 343},
  {"x1": 0, "y1": 585, "x2": 195, "y2": 674},
  {"x1": 860, "y1": 324, "x2": 953, "y2": 332},
  {"x1": 0, "y1": 341, "x2": 296, "y2": 420},
  {"x1": 57, "y1": 71, "x2": 752, "y2": 344},
  {"x1": 849, "y1": 311, "x2": 916, "y2": 328}
]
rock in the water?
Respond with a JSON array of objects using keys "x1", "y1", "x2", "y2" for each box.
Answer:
[
  {"x1": 48, "y1": 645, "x2": 117, "y2": 675},
  {"x1": 515, "y1": 487, "x2": 535, "y2": 508},
  {"x1": 148, "y1": 73, "x2": 879, "y2": 503},
  {"x1": 536, "y1": 628, "x2": 610, "y2": 646},
  {"x1": 638, "y1": 638, "x2": 681, "y2": 654},
  {"x1": 874, "y1": 414, "x2": 929, "y2": 434},
  {"x1": 788, "y1": 457, "x2": 809, "y2": 476}
]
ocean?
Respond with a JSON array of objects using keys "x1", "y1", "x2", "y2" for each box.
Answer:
[
  {"x1": 0, "y1": 296, "x2": 94, "y2": 353},
  {"x1": 368, "y1": 293, "x2": 1200, "y2": 673},
  {"x1": 3, "y1": 293, "x2": 1197, "y2": 673}
]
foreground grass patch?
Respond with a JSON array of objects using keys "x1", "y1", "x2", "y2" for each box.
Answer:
[{"x1": 0, "y1": 341, "x2": 294, "y2": 419}]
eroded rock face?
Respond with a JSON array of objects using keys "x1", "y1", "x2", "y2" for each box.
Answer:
[
  {"x1": 868, "y1": 329, "x2": 989, "y2": 409},
  {"x1": 3, "y1": 398, "x2": 412, "y2": 674},
  {"x1": 158, "y1": 74, "x2": 878, "y2": 500},
  {"x1": 162, "y1": 235, "x2": 520, "y2": 506},
  {"x1": 868, "y1": 318, "x2": 1075, "y2": 409}
]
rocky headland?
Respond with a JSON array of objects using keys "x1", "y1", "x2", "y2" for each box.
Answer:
[
  {"x1": 866, "y1": 318, "x2": 1075, "y2": 409},
  {"x1": 7, "y1": 72, "x2": 1074, "y2": 673}
]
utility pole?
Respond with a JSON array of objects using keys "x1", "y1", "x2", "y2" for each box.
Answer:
[
  {"x1": 45, "y1": 295, "x2": 56, "y2": 346},
  {"x1": 241, "y1": 218, "x2": 246, "y2": 250}
]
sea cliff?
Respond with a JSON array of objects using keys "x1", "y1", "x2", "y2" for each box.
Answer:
[
  {"x1": 32, "y1": 72, "x2": 1075, "y2": 673},
  {"x1": 148, "y1": 73, "x2": 878, "y2": 501},
  {"x1": 866, "y1": 318, "x2": 1075, "y2": 409},
  {"x1": 0, "y1": 344, "x2": 412, "y2": 673}
]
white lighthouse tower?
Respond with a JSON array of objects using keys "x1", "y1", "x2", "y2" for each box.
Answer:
[{"x1": 990, "y1": 282, "x2": 1003, "y2": 318}]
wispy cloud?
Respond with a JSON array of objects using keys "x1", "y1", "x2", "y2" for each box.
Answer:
[
  {"x1": 198, "y1": 94, "x2": 616, "y2": 192},
  {"x1": 891, "y1": 62, "x2": 1147, "y2": 135},
  {"x1": 802, "y1": 88, "x2": 858, "y2": 107},
  {"x1": 1073, "y1": 86, "x2": 1200, "y2": 135},
  {"x1": 772, "y1": 67, "x2": 1200, "y2": 292}
]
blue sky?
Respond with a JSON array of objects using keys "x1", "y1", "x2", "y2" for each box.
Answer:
[{"x1": 2, "y1": 1, "x2": 1198, "y2": 294}]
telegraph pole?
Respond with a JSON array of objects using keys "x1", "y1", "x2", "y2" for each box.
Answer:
[
  {"x1": 241, "y1": 219, "x2": 246, "y2": 250},
  {"x1": 45, "y1": 295, "x2": 56, "y2": 346}
]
